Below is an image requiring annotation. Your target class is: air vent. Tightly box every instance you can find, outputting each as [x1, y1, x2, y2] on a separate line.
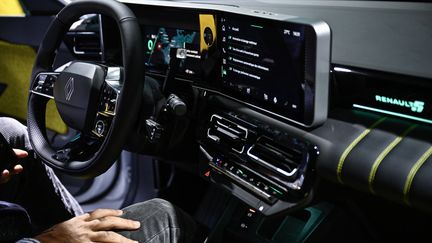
[73, 33, 101, 55]
[65, 32, 102, 59]
[207, 114, 248, 153]
[247, 136, 303, 179]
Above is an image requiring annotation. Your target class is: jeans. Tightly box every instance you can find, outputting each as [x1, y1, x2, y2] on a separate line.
[120, 199, 197, 243]
[0, 117, 197, 242]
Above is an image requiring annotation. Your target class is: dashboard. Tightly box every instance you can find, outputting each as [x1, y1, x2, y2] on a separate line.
[66, 0, 432, 217]
[105, 3, 330, 128]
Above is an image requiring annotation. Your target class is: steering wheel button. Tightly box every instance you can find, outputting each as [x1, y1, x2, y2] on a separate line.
[39, 74, 47, 82]
[95, 120, 106, 136]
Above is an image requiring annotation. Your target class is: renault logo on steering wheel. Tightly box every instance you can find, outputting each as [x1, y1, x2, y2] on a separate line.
[65, 77, 75, 101]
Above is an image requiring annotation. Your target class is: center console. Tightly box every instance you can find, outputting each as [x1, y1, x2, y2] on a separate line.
[192, 9, 328, 215]
[198, 109, 319, 215]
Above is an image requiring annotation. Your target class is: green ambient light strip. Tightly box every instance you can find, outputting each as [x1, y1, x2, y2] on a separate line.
[250, 24, 264, 29]
[353, 104, 432, 125]
[368, 124, 418, 195]
[403, 146, 432, 206]
[336, 117, 387, 184]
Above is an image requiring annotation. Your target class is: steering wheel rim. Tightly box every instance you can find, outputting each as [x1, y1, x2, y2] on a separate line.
[27, 0, 144, 178]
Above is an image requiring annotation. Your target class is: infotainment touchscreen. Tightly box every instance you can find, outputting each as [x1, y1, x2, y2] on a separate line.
[142, 26, 201, 79]
[218, 13, 330, 126]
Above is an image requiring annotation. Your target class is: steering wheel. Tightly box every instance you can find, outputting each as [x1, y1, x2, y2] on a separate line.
[27, 0, 144, 177]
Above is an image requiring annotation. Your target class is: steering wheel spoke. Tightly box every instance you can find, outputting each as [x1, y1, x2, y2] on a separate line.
[53, 134, 101, 162]
[90, 66, 122, 138]
[99, 66, 122, 116]
[31, 72, 59, 99]
[91, 112, 113, 138]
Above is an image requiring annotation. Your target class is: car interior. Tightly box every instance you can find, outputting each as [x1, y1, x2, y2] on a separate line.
[1, 0, 432, 242]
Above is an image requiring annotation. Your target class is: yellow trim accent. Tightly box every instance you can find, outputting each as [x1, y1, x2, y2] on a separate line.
[336, 117, 386, 184]
[368, 124, 418, 194]
[0, 0, 25, 16]
[403, 146, 432, 205]
[199, 14, 216, 52]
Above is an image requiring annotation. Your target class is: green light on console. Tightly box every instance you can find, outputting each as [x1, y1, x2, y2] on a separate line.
[353, 104, 432, 125]
[250, 24, 264, 29]
[269, 186, 283, 195]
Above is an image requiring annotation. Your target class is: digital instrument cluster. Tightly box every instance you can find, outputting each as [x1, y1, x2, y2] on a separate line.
[144, 26, 201, 77]
[142, 26, 201, 79]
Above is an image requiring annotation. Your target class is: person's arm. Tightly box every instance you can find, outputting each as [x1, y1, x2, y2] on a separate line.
[0, 149, 27, 184]
[34, 209, 140, 243]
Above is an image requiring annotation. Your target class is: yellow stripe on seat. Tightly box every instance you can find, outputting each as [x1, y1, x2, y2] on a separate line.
[403, 146, 432, 206]
[368, 124, 418, 194]
[336, 117, 386, 184]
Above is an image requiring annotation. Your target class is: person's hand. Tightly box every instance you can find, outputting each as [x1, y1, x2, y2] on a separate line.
[0, 149, 27, 184]
[35, 209, 140, 243]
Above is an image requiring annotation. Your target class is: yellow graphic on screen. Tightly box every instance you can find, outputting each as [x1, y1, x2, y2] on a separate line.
[199, 14, 217, 53]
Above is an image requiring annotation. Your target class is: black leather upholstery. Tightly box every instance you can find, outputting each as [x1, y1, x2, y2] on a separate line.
[313, 110, 432, 211]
